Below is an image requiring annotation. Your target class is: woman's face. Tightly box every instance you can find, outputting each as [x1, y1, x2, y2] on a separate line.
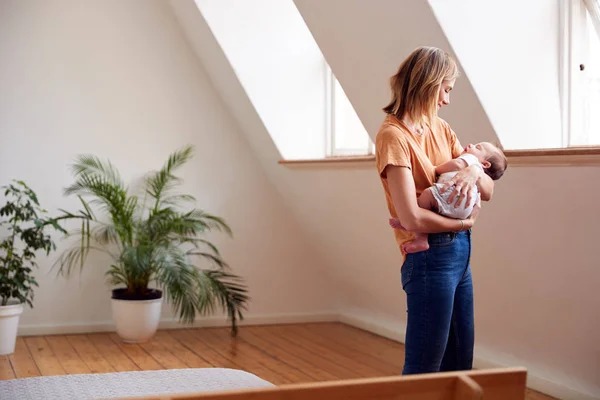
[437, 79, 456, 111]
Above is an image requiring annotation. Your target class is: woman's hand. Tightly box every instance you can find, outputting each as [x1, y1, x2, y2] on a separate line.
[439, 165, 480, 207]
[462, 194, 482, 230]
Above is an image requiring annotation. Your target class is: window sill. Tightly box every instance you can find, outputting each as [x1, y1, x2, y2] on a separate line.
[504, 147, 600, 166]
[278, 155, 376, 166]
[278, 148, 600, 167]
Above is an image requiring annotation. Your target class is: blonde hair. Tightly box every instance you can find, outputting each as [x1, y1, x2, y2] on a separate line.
[383, 47, 459, 127]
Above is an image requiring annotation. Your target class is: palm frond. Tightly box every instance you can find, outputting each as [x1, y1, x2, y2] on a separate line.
[69, 155, 123, 187]
[161, 194, 196, 207]
[185, 210, 232, 236]
[155, 248, 200, 324]
[184, 238, 220, 256]
[52, 245, 113, 277]
[56, 196, 95, 224]
[196, 269, 249, 337]
[142, 208, 230, 246]
[186, 251, 228, 269]
[106, 264, 129, 287]
[119, 245, 154, 291]
[91, 223, 121, 248]
[145, 145, 193, 210]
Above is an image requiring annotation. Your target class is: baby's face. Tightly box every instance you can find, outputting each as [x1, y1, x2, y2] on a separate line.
[463, 142, 496, 163]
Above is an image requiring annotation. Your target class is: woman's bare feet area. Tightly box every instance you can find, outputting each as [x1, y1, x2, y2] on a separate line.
[388, 219, 430, 253]
[402, 237, 429, 253]
[388, 218, 406, 230]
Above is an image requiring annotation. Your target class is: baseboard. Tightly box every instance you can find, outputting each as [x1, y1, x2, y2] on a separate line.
[17, 311, 338, 337]
[338, 311, 406, 343]
[338, 310, 600, 400]
[472, 349, 599, 400]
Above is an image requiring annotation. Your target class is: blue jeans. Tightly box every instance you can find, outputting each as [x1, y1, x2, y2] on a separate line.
[400, 230, 474, 374]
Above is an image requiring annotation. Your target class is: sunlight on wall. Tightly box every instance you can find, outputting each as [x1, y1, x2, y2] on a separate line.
[194, 0, 326, 160]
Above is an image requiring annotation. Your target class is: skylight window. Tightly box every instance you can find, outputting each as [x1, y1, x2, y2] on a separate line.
[325, 65, 374, 157]
[564, 0, 600, 146]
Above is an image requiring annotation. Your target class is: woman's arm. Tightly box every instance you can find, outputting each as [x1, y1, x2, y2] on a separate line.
[440, 165, 494, 206]
[386, 165, 479, 233]
[477, 171, 494, 201]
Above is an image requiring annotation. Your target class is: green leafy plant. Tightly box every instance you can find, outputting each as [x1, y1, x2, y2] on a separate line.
[54, 145, 249, 335]
[0, 181, 66, 307]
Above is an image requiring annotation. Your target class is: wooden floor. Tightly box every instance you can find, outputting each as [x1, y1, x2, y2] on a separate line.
[0, 322, 554, 399]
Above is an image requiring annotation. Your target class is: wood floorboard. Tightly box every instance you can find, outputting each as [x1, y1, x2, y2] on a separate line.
[66, 334, 114, 374]
[166, 329, 234, 369]
[292, 323, 402, 372]
[8, 338, 39, 378]
[238, 326, 338, 381]
[3, 322, 556, 399]
[192, 327, 303, 384]
[23, 336, 65, 376]
[186, 328, 288, 384]
[0, 355, 15, 380]
[108, 333, 162, 371]
[138, 335, 188, 370]
[45, 336, 91, 375]
[151, 331, 212, 369]
[269, 324, 386, 378]
[86, 333, 139, 372]
[245, 325, 363, 380]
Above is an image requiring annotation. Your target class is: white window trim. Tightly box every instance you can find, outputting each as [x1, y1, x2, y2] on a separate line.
[561, 0, 600, 147]
[559, 0, 572, 147]
[583, 0, 600, 36]
[325, 64, 374, 157]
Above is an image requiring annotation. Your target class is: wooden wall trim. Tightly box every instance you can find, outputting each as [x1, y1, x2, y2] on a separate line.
[278, 147, 600, 167]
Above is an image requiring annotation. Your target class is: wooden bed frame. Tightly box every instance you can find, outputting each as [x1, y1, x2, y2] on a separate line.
[120, 367, 528, 400]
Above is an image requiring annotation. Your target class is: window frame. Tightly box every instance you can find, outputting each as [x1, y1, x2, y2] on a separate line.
[325, 64, 374, 158]
[561, 0, 600, 147]
[283, 3, 600, 166]
[583, 0, 600, 35]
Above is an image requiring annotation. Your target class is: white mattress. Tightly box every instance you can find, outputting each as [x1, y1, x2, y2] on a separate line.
[0, 368, 275, 399]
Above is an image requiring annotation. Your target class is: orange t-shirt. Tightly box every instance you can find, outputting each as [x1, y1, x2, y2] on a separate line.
[375, 114, 464, 255]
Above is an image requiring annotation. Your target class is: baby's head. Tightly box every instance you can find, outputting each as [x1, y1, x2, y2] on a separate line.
[464, 142, 507, 180]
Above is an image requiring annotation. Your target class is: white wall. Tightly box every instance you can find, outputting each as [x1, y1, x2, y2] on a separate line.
[0, 0, 335, 333]
[193, 0, 328, 160]
[429, 0, 563, 150]
[472, 166, 600, 398]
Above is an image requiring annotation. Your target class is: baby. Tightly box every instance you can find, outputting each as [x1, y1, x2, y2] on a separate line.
[389, 142, 507, 253]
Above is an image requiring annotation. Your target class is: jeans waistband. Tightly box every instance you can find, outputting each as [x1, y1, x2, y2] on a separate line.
[429, 229, 471, 239]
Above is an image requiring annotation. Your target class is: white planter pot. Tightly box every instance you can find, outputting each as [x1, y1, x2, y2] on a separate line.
[0, 301, 24, 355]
[111, 295, 162, 343]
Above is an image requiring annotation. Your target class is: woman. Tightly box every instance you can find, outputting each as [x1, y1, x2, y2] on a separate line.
[375, 46, 494, 374]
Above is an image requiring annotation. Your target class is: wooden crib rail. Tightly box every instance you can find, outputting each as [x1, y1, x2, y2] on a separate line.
[120, 367, 527, 400]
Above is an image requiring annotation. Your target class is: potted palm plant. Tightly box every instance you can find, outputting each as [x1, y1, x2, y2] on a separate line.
[0, 181, 66, 354]
[54, 145, 249, 342]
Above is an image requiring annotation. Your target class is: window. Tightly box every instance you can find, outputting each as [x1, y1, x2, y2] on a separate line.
[564, 0, 600, 146]
[325, 64, 374, 157]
